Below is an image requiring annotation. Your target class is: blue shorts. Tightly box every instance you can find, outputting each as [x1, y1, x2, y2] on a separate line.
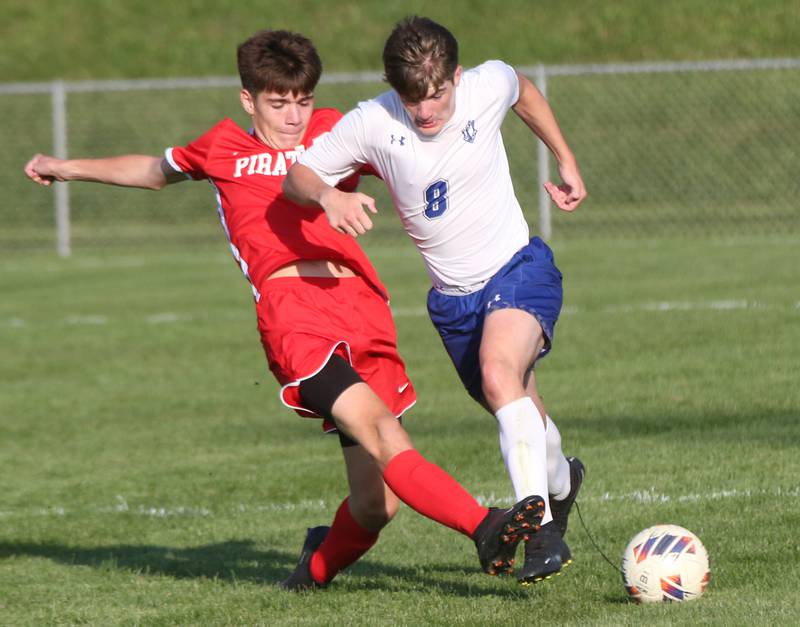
[426, 237, 563, 403]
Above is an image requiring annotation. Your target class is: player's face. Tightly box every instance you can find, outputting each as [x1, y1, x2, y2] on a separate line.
[240, 89, 314, 149]
[401, 66, 462, 136]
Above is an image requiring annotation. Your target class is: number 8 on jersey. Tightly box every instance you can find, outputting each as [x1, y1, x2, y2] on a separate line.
[424, 179, 449, 219]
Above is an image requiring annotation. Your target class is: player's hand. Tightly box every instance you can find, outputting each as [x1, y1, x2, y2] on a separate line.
[24, 154, 62, 187]
[320, 188, 377, 238]
[544, 160, 586, 212]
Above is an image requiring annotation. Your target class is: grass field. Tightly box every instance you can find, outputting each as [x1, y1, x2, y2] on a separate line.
[3, 1, 799, 81]
[3, 0, 799, 623]
[2, 234, 799, 625]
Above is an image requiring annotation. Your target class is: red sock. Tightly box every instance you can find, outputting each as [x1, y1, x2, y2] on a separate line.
[309, 497, 379, 585]
[382, 449, 488, 537]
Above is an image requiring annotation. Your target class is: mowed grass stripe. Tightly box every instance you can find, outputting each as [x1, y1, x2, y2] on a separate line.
[3, 298, 798, 329]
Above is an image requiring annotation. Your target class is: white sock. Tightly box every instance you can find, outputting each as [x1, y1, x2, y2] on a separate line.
[495, 397, 552, 525]
[545, 415, 571, 501]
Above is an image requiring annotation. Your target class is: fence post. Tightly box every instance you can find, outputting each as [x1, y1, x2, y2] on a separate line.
[534, 64, 551, 241]
[52, 80, 70, 257]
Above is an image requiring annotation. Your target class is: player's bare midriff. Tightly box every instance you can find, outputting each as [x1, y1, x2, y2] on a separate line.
[267, 259, 357, 280]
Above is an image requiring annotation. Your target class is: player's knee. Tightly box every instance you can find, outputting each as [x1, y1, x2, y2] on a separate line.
[349, 491, 399, 531]
[337, 406, 398, 441]
[480, 358, 516, 406]
[384, 493, 400, 521]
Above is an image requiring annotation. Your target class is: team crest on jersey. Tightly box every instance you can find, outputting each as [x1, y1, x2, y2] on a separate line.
[461, 120, 477, 143]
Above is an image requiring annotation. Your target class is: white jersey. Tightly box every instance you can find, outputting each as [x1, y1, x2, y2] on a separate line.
[298, 60, 529, 292]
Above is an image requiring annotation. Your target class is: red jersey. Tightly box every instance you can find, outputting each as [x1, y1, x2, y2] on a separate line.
[165, 109, 387, 301]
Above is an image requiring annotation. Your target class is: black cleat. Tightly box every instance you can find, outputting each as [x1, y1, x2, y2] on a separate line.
[550, 457, 585, 538]
[279, 525, 330, 591]
[473, 495, 545, 575]
[517, 521, 573, 585]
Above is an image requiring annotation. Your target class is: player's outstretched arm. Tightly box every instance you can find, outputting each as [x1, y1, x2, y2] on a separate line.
[512, 72, 587, 212]
[284, 163, 377, 238]
[24, 154, 185, 191]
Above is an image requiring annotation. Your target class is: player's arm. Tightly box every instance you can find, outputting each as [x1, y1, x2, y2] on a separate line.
[284, 163, 377, 238]
[24, 154, 186, 190]
[512, 71, 587, 211]
[284, 108, 378, 238]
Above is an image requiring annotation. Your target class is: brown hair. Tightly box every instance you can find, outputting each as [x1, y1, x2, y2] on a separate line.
[237, 30, 322, 95]
[382, 16, 459, 103]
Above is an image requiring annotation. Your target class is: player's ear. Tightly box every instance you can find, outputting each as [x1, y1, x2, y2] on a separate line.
[240, 88, 256, 115]
[452, 65, 463, 87]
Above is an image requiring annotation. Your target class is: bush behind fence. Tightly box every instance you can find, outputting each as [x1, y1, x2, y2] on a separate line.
[2, 59, 798, 254]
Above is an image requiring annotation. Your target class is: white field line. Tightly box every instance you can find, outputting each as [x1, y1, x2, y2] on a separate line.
[3, 299, 798, 329]
[0, 487, 796, 520]
[144, 312, 194, 324]
[63, 314, 109, 325]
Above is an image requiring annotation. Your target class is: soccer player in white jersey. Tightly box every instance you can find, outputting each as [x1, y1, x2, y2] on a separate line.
[284, 16, 587, 585]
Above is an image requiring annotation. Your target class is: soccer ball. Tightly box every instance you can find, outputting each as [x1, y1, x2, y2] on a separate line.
[621, 524, 710, 603]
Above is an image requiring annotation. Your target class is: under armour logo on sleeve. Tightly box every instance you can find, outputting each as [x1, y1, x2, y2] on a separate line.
[391, 134, 406, 145]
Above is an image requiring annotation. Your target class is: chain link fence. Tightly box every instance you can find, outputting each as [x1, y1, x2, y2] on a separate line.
[2, 59, 798, 255]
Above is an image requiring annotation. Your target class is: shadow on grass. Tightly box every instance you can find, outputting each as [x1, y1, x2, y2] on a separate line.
[434, 407, 800, 446]
[565, 408, 800, 450]
[0, 540, 532, 598]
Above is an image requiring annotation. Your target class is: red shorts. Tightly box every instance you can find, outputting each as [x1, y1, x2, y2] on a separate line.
[256, 275, 417, 432]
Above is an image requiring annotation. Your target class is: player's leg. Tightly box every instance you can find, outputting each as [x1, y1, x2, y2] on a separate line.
[480, 307, 553, 510]
[281, 360, 400, 591]
[315, 356, 544, 575]
[342, 442, 400, 531]
[479, 237, 575, 583]
[263, 278, 400, 590]
[482, 311, 571, 584]
[524, 370, 568, 502]
[329, 376, 487, 531]
[299, 444, 399, 589]
[525, 371, 585, 540]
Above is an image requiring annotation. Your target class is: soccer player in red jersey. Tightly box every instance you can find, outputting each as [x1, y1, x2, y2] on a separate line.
[24, 29, 544, 590]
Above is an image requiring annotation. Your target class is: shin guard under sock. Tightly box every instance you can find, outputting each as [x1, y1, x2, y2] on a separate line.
[383, 449, 487, 537]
